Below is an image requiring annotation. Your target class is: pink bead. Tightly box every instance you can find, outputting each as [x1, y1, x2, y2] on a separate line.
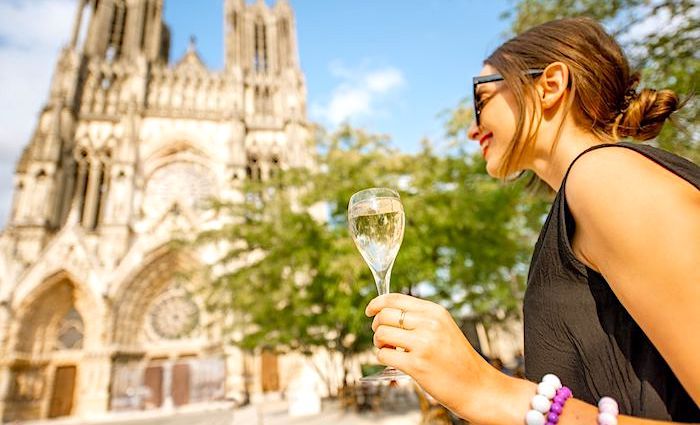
[547, 412, 560, 423]
[598, 412, 618, 425]
[550, 403, 563, 415]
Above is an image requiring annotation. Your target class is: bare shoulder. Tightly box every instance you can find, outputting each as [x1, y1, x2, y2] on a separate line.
[564, 144, 700, 275]
[565, 145, 699, 220]
[563, 145, 700, 402]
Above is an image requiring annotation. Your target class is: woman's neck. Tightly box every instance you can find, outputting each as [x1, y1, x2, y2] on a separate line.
[529, 126, 608, 192]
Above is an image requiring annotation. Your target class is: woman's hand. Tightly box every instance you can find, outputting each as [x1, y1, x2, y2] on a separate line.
[366, 293, 529, 423]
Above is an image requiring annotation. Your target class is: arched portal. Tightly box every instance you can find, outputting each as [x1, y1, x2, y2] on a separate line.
[2, 271, 97, 422]
[109, 248, 225, 411]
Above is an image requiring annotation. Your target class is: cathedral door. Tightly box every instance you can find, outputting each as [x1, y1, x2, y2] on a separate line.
[143, 365, 163, 408]
[48, 366, 76, 418]
[261, 350, 279, 392]
[171, 362, 190, 406]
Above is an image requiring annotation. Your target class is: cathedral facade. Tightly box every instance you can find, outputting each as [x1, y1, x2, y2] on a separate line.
[0, 0, 313, 420]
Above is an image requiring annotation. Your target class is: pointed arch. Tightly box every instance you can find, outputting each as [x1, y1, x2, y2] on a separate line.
[9, 226, 102, 312]
[110, 247, 202, 349]
[12, 270, 100, 355]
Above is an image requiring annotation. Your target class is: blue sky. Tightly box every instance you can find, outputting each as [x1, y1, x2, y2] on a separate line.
[163, 0, 514, 152]
[0, 0, 514, 226]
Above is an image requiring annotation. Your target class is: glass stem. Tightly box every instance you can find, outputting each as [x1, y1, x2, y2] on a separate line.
[376, 274, 387, 295]
[374, 268, 391, 295]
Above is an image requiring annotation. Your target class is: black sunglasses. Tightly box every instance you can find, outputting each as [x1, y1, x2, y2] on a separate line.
[472, 69, 544, 126]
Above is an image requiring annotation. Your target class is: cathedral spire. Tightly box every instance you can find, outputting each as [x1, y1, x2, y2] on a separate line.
[224, 0, 301, 73]
[75, 0, 169, 63]
[188, 35, 197, 53]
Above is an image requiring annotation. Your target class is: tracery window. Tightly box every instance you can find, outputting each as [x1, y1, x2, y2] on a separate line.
[142, 161, 215, 217]
[55, 307, 84, 350]
[254, 18, 268, 72]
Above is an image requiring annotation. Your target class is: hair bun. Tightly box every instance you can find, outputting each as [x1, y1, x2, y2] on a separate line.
[615, 88, 679, 141]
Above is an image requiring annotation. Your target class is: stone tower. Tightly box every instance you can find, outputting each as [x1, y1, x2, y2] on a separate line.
[0, 0, 312, 420]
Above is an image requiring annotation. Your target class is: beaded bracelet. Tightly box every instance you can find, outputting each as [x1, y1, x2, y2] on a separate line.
[597, 396, 619, 425]
[526, 374, 571, 425]
[546, 386, 572, 425]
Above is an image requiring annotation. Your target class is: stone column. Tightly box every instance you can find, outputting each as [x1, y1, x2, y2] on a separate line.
[81, 161, 101, 229]
[0, 302, 13, 421]
[123, 0, 145, 59]
[70, 0, 87, 48]
[75, 352, 112, 418]
[161, 358, 174, 410]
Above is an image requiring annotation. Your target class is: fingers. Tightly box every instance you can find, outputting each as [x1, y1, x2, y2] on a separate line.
[376, 347, 411, 370]
[374, 325, 415, 351]
[372, 307, 417, 332]
[365, 293, 430, 317]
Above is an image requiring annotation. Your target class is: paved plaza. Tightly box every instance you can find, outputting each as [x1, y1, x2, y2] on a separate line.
[13, 400, 422, 425]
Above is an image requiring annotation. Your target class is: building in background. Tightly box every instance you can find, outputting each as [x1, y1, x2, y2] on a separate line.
[0, 0, 313, 420]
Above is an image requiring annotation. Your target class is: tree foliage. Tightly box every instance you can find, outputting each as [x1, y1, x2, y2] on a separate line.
[197, 122, 548, 375]
[193, 1, 699, 382]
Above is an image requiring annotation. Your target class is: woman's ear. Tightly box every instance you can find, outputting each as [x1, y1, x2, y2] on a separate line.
[537, 62, 569, 110]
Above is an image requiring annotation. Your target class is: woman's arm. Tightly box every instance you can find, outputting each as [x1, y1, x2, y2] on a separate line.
[366, 147, 698, 424]
[565, 146, 700, 402]
[367, 294, 697, 425]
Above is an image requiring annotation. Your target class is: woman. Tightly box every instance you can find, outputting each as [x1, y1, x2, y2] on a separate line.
[366, 17, 699, 424]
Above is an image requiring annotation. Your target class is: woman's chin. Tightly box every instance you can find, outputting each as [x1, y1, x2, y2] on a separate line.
[484, 160, 502, 178]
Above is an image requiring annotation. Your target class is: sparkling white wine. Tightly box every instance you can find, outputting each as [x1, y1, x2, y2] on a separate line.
[348, 188, 410, 382]
[348, 197, 405, 294]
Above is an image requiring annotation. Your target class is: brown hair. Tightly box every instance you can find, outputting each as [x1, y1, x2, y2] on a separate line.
[485, 17, 680, 177]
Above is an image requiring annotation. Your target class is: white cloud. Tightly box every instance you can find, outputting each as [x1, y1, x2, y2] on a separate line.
[312, 62, 406, 126]
[324, 87, 372, 125]
[0, 0, 74, 227]
[365, 68, 404, 94]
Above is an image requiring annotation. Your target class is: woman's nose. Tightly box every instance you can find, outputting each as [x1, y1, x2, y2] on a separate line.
[467, 120, 480, 141]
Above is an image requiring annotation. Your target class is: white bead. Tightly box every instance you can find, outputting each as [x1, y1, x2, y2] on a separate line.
[599, 403, 619, 415]
[537, 381, 557, 399]
[526, 410, 546, 425]
[598, 397, 618, 413]
[531, 394, 552, 413]
[542, 373, 562, 390]
[598, 412, 618, 425]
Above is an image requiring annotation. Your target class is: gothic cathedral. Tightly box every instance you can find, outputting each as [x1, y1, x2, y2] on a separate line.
[0, 0, 311, 420]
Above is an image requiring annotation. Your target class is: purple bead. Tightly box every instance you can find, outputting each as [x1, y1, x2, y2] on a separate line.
[547, 412, 560, 423]
[550, 403, 563, 414]
[554, 395, 566, 405]
[560, 387, 572, 399]
[546, 421, 557, 425]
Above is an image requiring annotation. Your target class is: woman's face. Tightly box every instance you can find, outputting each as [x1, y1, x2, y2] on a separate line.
[468, 65, 522, 178]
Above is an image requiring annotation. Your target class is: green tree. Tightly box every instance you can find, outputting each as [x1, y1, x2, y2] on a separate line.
[198, 123, 548, 387]
[197, 125, 403, 392]
[503, 0, 699, 161]
[401, 106, 549, 328]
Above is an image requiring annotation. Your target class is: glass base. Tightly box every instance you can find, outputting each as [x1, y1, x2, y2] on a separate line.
[359, 367, 411, 383]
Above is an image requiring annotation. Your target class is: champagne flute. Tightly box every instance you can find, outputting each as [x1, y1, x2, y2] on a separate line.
[348, 187, 408, 382]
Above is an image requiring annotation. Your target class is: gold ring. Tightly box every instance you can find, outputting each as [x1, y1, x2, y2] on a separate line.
[399, 310, 406, 330]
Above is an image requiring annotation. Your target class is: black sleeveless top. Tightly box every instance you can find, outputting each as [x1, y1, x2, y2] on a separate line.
[524, 142, 700, 421]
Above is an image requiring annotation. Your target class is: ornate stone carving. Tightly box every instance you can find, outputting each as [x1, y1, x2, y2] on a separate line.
[148, 289, 199, 340]
[142, 161, 215, 218]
